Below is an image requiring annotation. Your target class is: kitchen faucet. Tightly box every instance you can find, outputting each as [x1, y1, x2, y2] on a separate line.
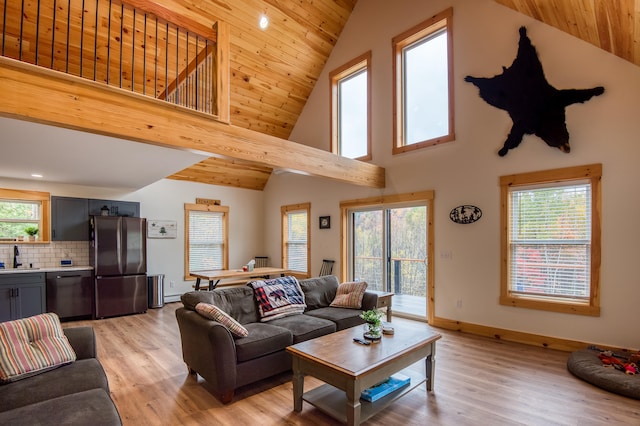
[13, 245, 22, 269]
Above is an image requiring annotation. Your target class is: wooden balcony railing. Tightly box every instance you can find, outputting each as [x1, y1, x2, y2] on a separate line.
[0, 0, 228, 118]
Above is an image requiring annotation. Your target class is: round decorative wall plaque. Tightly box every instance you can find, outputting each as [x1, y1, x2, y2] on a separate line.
[450, 205, 482, 224]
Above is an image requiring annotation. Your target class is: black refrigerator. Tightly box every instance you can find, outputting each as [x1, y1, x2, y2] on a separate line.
[90, 216, 148, 318]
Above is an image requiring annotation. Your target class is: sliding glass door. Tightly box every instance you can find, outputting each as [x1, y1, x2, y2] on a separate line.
[349, 203, 428, 319]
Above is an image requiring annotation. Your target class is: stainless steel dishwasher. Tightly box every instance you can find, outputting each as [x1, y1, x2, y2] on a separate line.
[46, 270, 93, 319]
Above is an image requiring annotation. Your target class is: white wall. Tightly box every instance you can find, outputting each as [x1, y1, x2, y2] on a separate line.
[264, 0, 640, 349]
[0, 177, 264, 299]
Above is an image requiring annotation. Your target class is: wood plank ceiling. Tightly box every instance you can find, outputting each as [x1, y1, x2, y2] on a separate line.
[165, 0, 640, 190]
[3, 0, 637, 190]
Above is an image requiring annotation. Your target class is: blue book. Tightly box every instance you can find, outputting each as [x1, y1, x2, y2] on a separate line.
[360, 373, 411, 402]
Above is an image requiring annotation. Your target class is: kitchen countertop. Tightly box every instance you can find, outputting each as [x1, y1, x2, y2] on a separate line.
[0, 266, 93, 274]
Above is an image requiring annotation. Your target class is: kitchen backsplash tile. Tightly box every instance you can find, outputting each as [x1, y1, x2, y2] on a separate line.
[0, 241, 89, 269]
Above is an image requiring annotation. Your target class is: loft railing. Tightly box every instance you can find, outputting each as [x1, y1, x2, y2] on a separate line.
[0, 0, 226, 117]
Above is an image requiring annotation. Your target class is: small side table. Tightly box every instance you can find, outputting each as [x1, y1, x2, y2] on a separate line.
[369, 290, 394, 322]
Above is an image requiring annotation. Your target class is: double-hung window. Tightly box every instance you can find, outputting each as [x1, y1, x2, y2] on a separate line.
[330, 51, 371, 161]
[0, 188, 50, 243]
[184, 203, 228, 279]
[281, 203, 310, 275]
[500, 164, 601, 316]
[393, 7, 453, 154]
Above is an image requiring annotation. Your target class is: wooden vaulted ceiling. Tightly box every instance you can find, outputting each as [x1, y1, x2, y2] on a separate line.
[169, 0, 640, 189]
[1, 0, 638, 190]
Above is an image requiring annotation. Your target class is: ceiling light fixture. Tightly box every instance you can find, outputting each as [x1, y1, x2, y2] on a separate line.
[259, 14, 269, 30]
[31, 173, 43, 178]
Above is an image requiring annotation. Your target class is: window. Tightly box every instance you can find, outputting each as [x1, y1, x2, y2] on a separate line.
[500, 164, 602, 316]
[330, 51, 371, 161]
[0, 188, 50, 243]
[281, 203, 310, 275]
[184, 203, 228, 279]
[393, 7, 453, 154]
[340, 191, 434, 321]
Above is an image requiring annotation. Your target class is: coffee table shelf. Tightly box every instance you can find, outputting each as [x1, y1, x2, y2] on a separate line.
[302, 368, 425, 423]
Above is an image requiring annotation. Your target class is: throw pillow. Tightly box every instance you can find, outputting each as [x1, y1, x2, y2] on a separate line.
[0, 312, 76, 383]
[248, 276, 307, 322]
[195, 303, 249, 338]
[330, 281, 368, 309]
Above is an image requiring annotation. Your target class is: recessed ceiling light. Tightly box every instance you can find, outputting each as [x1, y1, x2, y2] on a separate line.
[259, 14, 269, 30]
[31, 173, 43, 178]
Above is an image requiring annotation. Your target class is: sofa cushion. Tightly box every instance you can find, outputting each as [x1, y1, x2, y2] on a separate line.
[0, 358, 109, 413]
[248, 276, 306, 322]
[195, 303, 249, 337]
[181, 287, 259, 324]
[234, 323, 293, 363]
[269, 314, 336, 343]
[0, 388, 121, 425]
[305, 307, 366, 331]
[0, 312, 76, 383]
[330, 281, 368, 309]
[299, 275, 339, 311]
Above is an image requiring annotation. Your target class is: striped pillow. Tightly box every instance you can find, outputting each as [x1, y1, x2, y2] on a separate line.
[0, 312, 76, 383]
[330, 281, 368, 309]
[195, 303, 249, 338]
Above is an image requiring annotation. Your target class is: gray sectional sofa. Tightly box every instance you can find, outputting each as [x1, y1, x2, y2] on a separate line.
[0, 326, 122, 425]
[176, 275, 378, 403]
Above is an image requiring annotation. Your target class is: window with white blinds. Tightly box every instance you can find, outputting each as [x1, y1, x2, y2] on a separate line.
[500, 164, 601, 316]
[184, 203, 228, 278]
[281, 203, 310, 275]
[509, 183, 591, 300]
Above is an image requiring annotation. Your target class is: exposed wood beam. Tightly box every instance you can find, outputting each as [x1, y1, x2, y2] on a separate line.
[0, 57, 385, 188]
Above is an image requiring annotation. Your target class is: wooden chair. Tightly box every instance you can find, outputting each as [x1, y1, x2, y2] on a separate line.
[319, 259, 335, 276]
[254, 256, 269, 268]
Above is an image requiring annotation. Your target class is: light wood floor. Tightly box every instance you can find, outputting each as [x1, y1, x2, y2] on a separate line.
[66, 303, 640, 425]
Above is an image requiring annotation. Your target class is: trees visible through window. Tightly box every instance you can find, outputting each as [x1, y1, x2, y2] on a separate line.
[281, 203, 310, 275]
[330, 51, 371, 161]
[0, 188, 50, 243]
[393, 7, 453, 154]
[184, 203, 228, 279]
[500, 164, 602, 316]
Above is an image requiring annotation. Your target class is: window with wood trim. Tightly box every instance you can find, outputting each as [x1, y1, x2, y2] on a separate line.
[0, 188, 50, 243]
[184, 203, 228, 279]
[330, 51, 371, 161]
[500, 164, 602, 316]
[281, 203, 310, 275]
[393, 7, 454, 154]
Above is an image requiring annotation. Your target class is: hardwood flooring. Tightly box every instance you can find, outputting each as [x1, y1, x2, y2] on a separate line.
[66, 303, 640, 425]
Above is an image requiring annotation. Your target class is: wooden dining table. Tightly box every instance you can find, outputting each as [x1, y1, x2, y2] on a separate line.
[190, 267, 291, 290]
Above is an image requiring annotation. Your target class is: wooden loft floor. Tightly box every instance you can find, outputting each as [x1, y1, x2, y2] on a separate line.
[0, 57, 385, 189]
[66, 302, 640, 425]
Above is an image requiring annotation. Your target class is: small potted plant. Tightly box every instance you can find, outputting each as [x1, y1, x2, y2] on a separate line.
[24, 226, 39, 241]
[360, 309, 383, 341]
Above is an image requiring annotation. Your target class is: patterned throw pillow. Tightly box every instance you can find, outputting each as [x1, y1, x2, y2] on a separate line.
[248, 276, 307, 322]
[195, 302, 249, 338]
[330, 281, 368, 309]
[0, 312, 77, 383]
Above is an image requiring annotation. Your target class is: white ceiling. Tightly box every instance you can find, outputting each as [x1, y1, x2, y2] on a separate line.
[0, 117, 208, 189]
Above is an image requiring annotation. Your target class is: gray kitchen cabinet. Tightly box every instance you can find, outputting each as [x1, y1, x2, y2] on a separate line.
[0, 273, 46, 322]
[88, 199, 140, 218]
[51, 196, 89, 241]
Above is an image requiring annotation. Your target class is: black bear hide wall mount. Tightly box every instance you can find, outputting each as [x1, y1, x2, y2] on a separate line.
[465, 27, 604, 156]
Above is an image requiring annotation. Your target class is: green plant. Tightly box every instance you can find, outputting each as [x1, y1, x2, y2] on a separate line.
[360, 309, 383, 326]
[24, 226, 39, 236]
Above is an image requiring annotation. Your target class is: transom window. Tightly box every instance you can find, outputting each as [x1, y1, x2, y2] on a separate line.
[0, 188, 50, 243]
[329, 51, 371, 161]
[500, 164, 601, 316]
[393, 7, 454, 154]
[281, 203, 310, 275]
[184, 203, 228, 279]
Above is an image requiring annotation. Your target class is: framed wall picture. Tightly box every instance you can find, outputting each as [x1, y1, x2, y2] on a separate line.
[148, 220, 177, 238]
[319, 216, 331, 229]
